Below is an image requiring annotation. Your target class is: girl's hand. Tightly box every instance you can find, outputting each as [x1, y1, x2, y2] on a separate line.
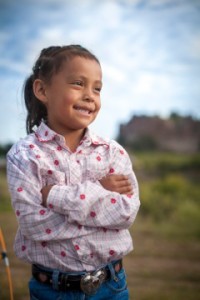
[41, 185, 54, 207]
[41, 174, 133, 207]
[99, 174, 133, 195]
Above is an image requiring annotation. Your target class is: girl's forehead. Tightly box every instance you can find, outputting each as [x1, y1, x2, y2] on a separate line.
[60, 56, 102, 77]
[63, 56, 100, 69]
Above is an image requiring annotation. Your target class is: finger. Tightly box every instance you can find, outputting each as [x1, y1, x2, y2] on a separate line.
[118, 186, 134, 195]
[108, 174, 129, 181]
[115, 178, 132, 188]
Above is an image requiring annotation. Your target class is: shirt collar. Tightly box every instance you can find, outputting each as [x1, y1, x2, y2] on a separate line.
[82, 129, 109, 147]
[34, 122, 109, 147]
[34, 122, 59, 142]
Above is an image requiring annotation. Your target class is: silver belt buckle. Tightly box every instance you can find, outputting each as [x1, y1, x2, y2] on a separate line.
[80, 269, 106, 295]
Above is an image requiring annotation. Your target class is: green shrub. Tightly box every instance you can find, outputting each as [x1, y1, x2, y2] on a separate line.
[132, 152, 200, 239]
[0, 170, 12, 211]
[172, 201, 200, 238]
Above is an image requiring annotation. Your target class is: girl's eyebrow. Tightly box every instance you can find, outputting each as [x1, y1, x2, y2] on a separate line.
[68, 74, 102, 85]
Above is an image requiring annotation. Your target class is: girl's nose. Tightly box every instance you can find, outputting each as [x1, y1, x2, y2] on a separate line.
[83, 88, 94, 102]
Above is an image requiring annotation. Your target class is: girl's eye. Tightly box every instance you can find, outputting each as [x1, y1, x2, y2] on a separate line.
[73, 81, 83, 86]
[95, 87, 102, 93]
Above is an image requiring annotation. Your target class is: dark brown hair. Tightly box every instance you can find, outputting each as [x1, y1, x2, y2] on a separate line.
[24, 45, 100, 134]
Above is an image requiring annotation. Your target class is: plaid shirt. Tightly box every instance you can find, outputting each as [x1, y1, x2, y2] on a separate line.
[7, 122, 140, 272]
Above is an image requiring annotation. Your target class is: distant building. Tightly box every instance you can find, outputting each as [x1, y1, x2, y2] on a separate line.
[118, 114, 200, 153]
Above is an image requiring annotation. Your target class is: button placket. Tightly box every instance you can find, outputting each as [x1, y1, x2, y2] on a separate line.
[69, 153, 82, 184]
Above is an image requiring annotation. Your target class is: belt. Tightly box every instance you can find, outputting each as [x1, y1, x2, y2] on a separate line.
[32, 260, 123, 295]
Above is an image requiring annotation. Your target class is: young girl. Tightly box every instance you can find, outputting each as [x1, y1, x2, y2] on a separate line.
[6, 45, 140, 300]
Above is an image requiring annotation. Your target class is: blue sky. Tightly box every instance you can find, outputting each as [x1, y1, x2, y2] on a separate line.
[0, 0, 200, 144]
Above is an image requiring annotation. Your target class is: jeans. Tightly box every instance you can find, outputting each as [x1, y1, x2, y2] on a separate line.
[29, 266, 129, 300]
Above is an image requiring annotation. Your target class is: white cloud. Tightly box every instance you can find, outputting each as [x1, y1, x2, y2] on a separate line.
[0, 0, 199, 144]
[0, 58, 27, 74]
[0, 77, 26, 144]
[189, 34, 200, 60]
[0, 32, 10, 45]
[102, 63, 126, 83]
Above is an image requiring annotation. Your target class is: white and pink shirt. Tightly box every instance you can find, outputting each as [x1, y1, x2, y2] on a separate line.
[7, 122, 140, 272]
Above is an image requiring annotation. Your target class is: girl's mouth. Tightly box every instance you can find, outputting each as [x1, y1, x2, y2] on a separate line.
[74, 106, 92, 115]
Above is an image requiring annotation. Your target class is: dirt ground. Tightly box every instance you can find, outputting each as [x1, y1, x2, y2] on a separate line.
[1, 212, 200, 300]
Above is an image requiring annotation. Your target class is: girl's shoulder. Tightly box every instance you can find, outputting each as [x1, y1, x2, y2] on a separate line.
[7, 133, 36, 158]
[90, 131, 123, 149]
[103, 137, 128, 154]
[91, 131, 128, 156]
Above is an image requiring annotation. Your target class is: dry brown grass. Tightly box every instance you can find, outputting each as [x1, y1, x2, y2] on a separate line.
[1, 166, 200, 300]
[125, 219, 200, 300]
[1, 212, 200, 300]
[0, 212, 30, 300]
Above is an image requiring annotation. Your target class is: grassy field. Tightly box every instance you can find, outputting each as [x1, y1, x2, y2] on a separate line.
[1, 152, 200, 300]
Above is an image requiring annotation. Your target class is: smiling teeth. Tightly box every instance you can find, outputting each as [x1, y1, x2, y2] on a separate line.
[76, 108, 91, 114]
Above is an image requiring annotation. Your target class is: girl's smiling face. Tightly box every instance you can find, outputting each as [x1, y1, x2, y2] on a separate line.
[34, 56, 102, 139]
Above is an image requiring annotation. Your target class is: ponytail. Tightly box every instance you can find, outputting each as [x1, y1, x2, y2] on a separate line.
[24, 75, 47, 134]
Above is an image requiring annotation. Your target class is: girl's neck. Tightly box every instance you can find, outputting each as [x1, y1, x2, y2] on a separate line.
[63, 129, 86, 152]
[47, 122, 86, 152]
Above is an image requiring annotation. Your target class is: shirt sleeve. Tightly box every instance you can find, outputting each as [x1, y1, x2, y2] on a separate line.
[47, 141, 140, 230]
[6, 148, 98, 242]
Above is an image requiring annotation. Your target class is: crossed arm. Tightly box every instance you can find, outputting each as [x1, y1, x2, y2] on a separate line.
[7, 142, 140, 241]
[41, 174, 133, 207]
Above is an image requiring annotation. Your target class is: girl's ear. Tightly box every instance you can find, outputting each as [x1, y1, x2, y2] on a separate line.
[33, 79, 48, 104]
